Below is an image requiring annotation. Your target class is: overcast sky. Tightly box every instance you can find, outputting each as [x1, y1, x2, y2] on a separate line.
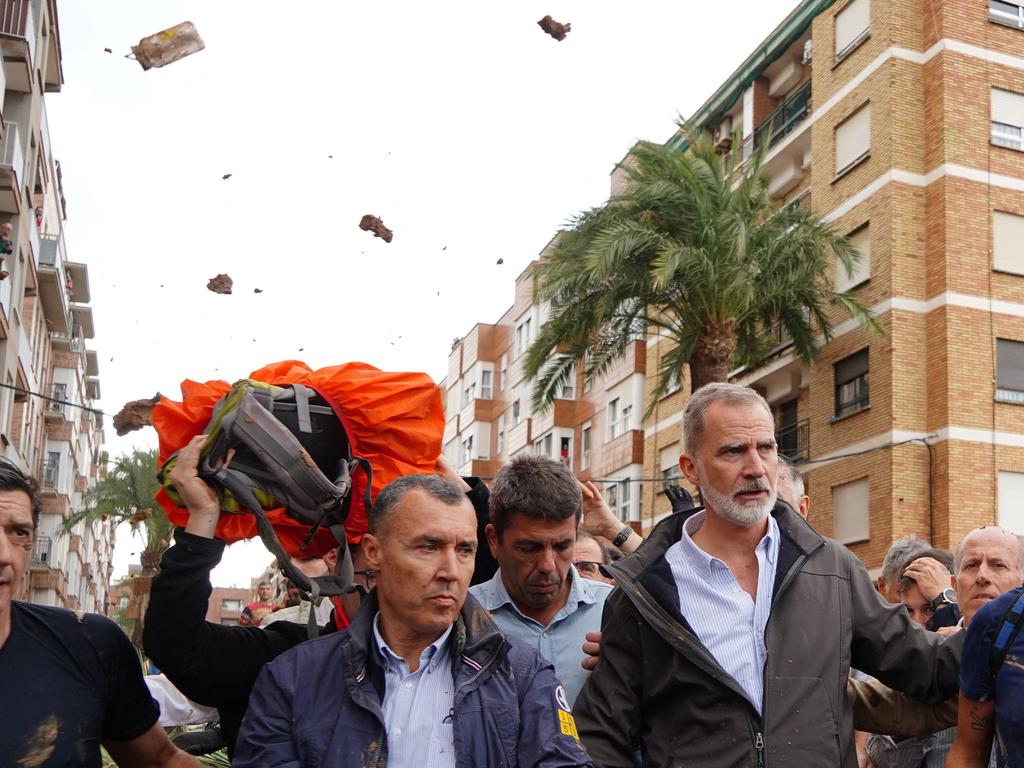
[47, 0, 800, 588]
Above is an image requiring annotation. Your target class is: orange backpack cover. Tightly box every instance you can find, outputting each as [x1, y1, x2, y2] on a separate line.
[152, 360, 444, 557]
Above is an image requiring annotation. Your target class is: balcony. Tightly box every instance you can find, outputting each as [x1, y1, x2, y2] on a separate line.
[37, 234, 71, 333]
[40, 458, 59, 491]
[65, 261, 90, 303]
[0, 121, 22, 213]
[30, 534, 51, 568]
[776, 419, 809, 463]
[737, 81, 812, 165]
[0, 0, 35, 91]
[43, 383, 66, 422]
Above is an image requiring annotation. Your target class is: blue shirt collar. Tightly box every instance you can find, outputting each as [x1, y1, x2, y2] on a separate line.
[475, 565, 598, 615]
[680, 510, 779, 578]
[372, 612, 453, 673]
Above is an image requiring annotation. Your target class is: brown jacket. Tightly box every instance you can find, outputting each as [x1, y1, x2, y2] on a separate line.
[847, 677, 958, 736]
[573, 503, 963, 767]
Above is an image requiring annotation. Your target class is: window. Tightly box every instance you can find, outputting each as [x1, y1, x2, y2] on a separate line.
[832, 477, 869, 544]
[997, 471, 1024, 532]
[664, 368, 681, 396]
[837, 224, 870, 291]
[581, 422, 592, 469]
[560, 364, 576, 399]
[500, 355, 508, 390]
[480, 370, 492, 399]
[660, 444, 681, 490]
[511, 399, 521, 426]
[221, 599, 242, 613]
[532, 433, 553, 458]
[516, 317, 533, 355]
[835, 0, 870, 60]
[991, 0, 1024, 29]
[991, 88, 1024, 151]
[835, 104, 871, 175]
[834, 348, 869, 418]
[608, 398, 620, 439]
[118, 596, 129, 610]
[559, 436, 571, 464]
[994, 212, 1024, 274]
[606, 480, 632, 521]
[496, 415, 505, 455]
[460, 435, 474, 465]
[463, 381, 476, 407]
[997, 339, 1024, 402]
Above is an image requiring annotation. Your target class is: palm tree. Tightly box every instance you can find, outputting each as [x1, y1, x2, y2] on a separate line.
[525, 130, 881, 414]
[63, 448, 171, 645]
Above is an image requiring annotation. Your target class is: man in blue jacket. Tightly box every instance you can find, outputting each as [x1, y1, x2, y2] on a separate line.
[234, 473, 593, 768]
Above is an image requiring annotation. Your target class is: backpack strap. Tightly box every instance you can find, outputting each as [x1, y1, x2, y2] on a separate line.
[990, 587, 1024, 678]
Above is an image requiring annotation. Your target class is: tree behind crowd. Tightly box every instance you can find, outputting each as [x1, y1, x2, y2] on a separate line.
[63, 448, 171, 647]
[525, 129, 880, 409]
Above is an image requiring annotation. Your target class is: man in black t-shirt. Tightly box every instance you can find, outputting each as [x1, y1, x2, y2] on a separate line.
[0, 459, 198, 767]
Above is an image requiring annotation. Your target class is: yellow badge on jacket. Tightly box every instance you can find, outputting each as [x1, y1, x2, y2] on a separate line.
[554, 685, 579, 741]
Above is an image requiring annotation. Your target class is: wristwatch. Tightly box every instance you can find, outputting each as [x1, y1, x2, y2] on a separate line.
[612, 524, 633, 548]
[929, 587, 957, 612]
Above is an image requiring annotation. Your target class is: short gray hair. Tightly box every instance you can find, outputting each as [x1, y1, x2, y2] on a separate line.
[683, 383, 773, 454]
[881, 535, 930, 593]
[953, 526, 1024, 574]
[776, 454, 804, 497]
[369, 474, 467, 535]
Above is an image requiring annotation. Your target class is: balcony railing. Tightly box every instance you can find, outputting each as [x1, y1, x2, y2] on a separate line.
[0, 0, 36, 62]
[776, 419, 809, 463]
[47, 383, 67, 414]
[37, 232, 58, 267]
[0, 121, 24, 183]
[737, 81, 812, 166]
[31, 535, 51, 566]
[41, 458, 59, 489]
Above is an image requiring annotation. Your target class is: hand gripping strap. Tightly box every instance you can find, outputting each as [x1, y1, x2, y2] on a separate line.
[211, 464, 354, 608]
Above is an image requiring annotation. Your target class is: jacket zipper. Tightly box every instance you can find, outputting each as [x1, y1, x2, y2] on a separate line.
[755, 732, 765, 767]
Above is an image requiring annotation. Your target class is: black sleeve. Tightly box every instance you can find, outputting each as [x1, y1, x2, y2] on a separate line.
[99, 617, 160, 741]
[142, 528, 307, 711]
[466, 477, 498, 586]
[926, 602, 961, 632]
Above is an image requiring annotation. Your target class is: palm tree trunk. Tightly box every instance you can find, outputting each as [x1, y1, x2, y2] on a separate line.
[689, 320, 738, 390]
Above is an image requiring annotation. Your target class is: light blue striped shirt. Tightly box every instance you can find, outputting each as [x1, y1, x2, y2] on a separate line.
[372, 614, 456, 768]
[665, 511, 780, 714]
[470, 566, 611, 706]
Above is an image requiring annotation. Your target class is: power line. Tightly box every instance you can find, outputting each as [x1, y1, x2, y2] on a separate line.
[0, 381, 106, 417]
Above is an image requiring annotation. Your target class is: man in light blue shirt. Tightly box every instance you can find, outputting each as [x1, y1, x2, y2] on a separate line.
[469, 455, 612, 706]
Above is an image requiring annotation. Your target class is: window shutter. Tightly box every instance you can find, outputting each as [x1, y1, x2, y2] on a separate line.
[994, 212, 1024, 274]
[835, 104, 871, 173]
[992, 88, 1024, 127]
[835, 0, 871, 54]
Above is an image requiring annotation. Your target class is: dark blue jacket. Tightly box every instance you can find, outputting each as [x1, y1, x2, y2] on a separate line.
[234, 592, 593, 768]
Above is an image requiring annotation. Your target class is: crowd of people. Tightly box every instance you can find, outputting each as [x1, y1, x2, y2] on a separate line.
[1, 381, 1023, 766]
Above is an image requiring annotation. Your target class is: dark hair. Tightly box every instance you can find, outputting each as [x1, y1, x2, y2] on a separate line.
[897, 547, 954, 594]
[489, 455, 581, 539]
[0, 458, 41, 529]
[369, 474, 467, 535]
[576, 529, 611, 565]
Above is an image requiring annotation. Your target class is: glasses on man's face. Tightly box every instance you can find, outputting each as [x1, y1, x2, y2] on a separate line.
[352, 570, 377, 588]
[573, 561, 602, 577]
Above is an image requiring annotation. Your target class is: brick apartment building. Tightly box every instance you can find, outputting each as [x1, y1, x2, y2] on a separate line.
[445, 0, 1024, 572]
[442, 247, 648, 528]
[0, 0, 111, 612]
[206, 587, 251, 626]
[641, 0, 1024, 570]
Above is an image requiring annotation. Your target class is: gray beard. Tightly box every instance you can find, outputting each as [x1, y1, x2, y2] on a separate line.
[698, 473, 777, 527]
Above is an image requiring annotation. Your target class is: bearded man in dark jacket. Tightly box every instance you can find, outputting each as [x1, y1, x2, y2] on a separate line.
[574, 382, 962, 768]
